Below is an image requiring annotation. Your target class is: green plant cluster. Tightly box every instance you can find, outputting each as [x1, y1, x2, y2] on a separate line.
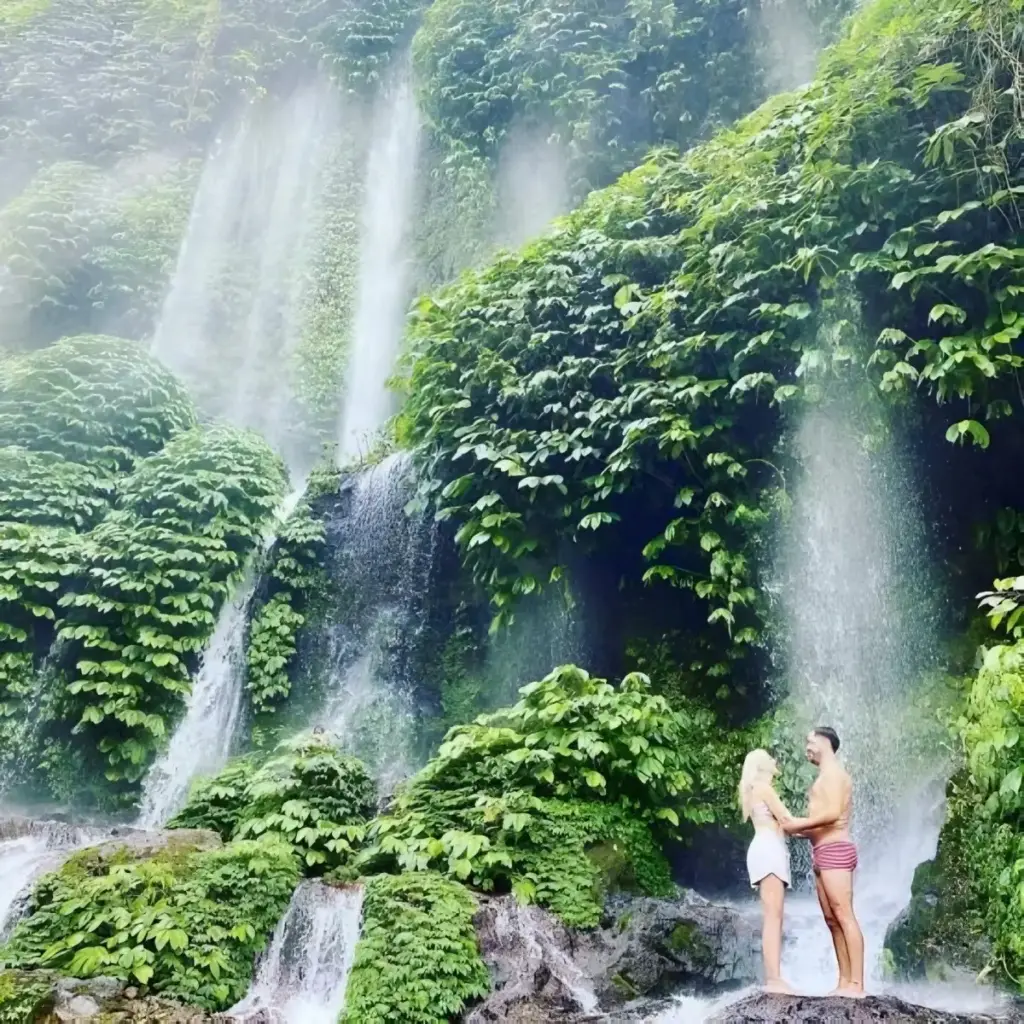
[403, 0, 1024, 683]
[889, 641, 1024, 986]
[0, 971, 52, 1023]
[245, 500, 327, 715]
[357, 664, 712, 926]
[0, 334, 293, 802]
[339, 871, 490, 1024]
[56, 425, 286, 791]
[0, 836, 300, 1011]
[169, 733, 377, 873]
[0, 336, 198, 782]
[0, 161, 197, 350]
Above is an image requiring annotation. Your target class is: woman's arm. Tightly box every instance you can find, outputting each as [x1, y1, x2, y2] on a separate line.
[754, 782, 794, 825]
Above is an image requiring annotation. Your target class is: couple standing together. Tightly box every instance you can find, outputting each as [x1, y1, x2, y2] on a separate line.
[739, 726, 866, 998]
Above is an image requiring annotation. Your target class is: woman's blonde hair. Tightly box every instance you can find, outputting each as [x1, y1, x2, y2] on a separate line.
[738, 748, 776, 821]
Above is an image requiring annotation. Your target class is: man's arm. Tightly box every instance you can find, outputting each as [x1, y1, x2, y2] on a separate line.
[781, 774, 841, 834]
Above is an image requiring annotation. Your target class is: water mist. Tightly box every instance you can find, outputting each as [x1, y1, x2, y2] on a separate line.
[152, 83, 337, 467]
[337, 67, 421, 461]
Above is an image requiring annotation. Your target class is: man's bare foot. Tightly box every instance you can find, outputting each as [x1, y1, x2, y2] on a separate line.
[764, 979, 795, 995]
[836, 984, 867, 999]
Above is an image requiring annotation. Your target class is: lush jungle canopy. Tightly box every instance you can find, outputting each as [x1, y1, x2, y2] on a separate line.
[0, 0, 1022, 1017]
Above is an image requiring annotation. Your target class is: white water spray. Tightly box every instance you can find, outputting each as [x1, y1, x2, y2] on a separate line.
[152, 84, 337, 465]
[227, 881, 363, 1024]
[135, 577, 254, 828]
[776, 401, 941, 839]
[318, 453, 428, 787]
[337, 68, 421, 461]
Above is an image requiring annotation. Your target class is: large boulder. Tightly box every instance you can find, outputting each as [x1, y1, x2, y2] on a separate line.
[466, 890, 758, 1021]
[705, 992, 1023, 1022]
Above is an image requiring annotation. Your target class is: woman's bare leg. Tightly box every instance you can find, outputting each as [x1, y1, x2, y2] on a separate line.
[758, 874, 792, 993]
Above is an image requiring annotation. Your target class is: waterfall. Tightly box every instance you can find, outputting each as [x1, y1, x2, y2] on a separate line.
[312, 452, 434, 788]
[0, 820, 122, 939]
[135, 577, 253, 828]
[775, 400, 941, 844]
[152, 83, 337, 467]
[226, 881, 363, 1024]
[337, 67, 421, 461]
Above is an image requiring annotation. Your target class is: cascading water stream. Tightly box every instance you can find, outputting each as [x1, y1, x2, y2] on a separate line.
[137, 488, 306, 828]
[226, 881, 363, 1024]
[152, 84, 337, 467]
[135, 575, 254, 829]
[337, 64, 421, 461]
[315, 452, 432, 789]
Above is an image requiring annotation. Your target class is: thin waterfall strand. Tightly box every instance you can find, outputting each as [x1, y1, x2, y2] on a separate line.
[337, 68, 421, 460]
[135, 576, 254, 828]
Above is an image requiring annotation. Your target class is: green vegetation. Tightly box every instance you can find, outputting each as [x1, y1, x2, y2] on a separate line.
[360, 664, 708, 926]
[0, 837, 299, 1010]
[169, 734, 377, 873]
[245, 500, 327, 716]
[339, 872, 490, 1024]
[0, 970, 52, 1023]
[56, 425, 286, 792]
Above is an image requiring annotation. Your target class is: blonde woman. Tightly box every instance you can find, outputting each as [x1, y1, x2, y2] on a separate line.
[739, 748, 794, 994]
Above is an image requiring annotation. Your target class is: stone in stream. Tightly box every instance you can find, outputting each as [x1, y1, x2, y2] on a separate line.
[705, 992, 1024, 1022]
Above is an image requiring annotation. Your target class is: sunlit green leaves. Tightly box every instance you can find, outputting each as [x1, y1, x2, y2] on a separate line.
[1, 836, 299, 1010]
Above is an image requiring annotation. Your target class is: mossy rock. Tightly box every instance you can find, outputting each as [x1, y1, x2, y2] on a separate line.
[665, 920, 714, 968]
[0, 971, 53, 1024]
[588, 840, 641, 900]
[885, 846, 990, 979]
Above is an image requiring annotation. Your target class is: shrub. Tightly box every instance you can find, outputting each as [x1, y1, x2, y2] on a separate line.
[171, 733, 377, 873]
[358, 664, 706, 926]
[339, 872, 490, 1024]
[1, 837, 300, 1011]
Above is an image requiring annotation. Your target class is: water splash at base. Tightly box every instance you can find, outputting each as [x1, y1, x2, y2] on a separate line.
[226, 881, 363, 1024]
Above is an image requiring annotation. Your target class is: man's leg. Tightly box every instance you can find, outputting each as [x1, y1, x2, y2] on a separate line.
[815, 870, 851, 992]
[820, 868, 865, 997]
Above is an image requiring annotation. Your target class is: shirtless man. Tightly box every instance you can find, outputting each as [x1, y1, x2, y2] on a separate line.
[782, 726, 866, 999]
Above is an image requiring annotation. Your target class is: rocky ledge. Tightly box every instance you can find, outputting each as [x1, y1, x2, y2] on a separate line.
[466, 889, 758, 1022]
[706, 992, 1024, 1023]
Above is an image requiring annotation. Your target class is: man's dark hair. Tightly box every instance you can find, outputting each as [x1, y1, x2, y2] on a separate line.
[813, 726, 840, 753]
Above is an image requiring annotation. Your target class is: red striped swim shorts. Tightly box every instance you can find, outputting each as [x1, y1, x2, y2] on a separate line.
[812, 840, 858, 873]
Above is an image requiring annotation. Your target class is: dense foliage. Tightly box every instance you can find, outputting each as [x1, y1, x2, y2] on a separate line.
[339, 872, 490, 1024]
[169, 734, 377, 873]
[0, 836, 299, 1010]
[245, 500, 327, 715]
[359, 665, 714, 926]
[403, 0, 1024, 695]
[56, 425, 286, 792]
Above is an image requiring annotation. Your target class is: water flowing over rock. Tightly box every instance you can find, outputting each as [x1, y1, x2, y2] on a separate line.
[467, 890, 758, 1022]
[224, 881, 363, 1024]
[305, 452, 436, 788]
[0, 817, 131, 938]
[136, 580, 255, 829]
[151, 82, 339, 467]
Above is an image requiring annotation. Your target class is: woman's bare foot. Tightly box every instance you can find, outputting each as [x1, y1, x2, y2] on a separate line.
[836, 984, 867, 999]
[764, 978, 795, 995]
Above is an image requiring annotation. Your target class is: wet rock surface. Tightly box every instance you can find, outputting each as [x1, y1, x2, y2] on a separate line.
[0, 971, 215, 1022]
[466, 890, 758, 1022]
[705, 992, 1024, 1022]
